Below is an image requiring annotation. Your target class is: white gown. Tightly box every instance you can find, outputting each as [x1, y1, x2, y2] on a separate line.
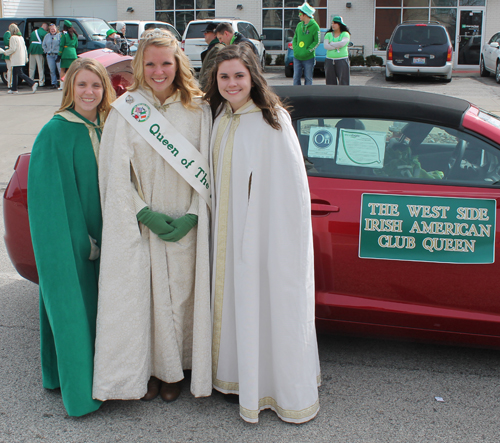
[211, 101, 320, 423]
[93, 88, 212, 400]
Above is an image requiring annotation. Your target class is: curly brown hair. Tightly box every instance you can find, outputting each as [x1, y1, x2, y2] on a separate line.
[203, 44, 284, 130]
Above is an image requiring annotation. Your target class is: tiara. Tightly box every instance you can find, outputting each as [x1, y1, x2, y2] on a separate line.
[142, 28, 176, 40]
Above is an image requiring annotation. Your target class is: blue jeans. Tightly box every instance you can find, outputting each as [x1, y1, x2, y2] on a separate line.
[46, 54, 61, 86]
[293, 57, 315, 85]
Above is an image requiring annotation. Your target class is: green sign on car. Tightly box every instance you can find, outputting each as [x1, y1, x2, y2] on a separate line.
[359, 194, 496, 264]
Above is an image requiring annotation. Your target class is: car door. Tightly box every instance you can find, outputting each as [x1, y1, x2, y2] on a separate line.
[296, 115, 500, 338]
[484, 33, 500, 72]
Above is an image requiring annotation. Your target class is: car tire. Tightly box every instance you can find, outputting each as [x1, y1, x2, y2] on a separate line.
[385, 67, 393, 81]
[496, 62, 500, 84]
[285, 65, 293, 78]
[480, 57, 490, 77]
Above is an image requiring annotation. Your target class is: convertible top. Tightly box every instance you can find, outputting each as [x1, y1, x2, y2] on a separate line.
[273, 86, 470, 129]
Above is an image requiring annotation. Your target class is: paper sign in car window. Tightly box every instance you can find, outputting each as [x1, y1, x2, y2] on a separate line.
[308, 127, 336, 158]
[336, 129, 386, 169]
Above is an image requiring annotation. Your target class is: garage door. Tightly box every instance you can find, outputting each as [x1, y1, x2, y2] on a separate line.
[52, 0, 116, 21]
[2, 0, 44, 17]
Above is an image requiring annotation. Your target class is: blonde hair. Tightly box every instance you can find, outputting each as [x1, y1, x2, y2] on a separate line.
[130, 28, 201, 109]
[8, 23, 20, 35]
[56, 58, 116, 119]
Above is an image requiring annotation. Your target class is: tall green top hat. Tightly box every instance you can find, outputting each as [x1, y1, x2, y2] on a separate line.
[298, 2, 316, 18]
[332, 15, 346, 26]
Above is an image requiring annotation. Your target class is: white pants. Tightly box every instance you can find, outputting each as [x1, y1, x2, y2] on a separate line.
[5, 59, 12, 88]
[29, 54, 45, 86]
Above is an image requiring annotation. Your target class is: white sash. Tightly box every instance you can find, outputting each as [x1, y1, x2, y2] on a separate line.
[113, 90, 212, 210]
[34, 29, 42, 44]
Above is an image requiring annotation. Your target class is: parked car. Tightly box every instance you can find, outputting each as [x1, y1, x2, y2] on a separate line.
[385, 21, 453, 82]
[181, 18, 266, 70]
[284, 29, 327, 78]
[108, 20, 181, 56]
[5, 85, 500, 349]
[0, 17, 111, 85]
[480, 32, 500, 82]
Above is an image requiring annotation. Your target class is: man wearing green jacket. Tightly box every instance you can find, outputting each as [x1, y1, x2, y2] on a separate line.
[28, 23, 48, 86]
[292, 2, 320, 85]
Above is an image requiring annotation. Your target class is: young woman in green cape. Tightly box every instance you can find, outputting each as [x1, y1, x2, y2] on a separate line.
[27, 57, 116, 416]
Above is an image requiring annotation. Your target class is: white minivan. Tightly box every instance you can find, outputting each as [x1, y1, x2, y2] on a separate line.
[109, 20, 181, 55]
[182, 19, 266, 70]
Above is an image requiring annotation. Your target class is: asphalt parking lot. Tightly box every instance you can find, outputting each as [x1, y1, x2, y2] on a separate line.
[1, 70, 500, 442]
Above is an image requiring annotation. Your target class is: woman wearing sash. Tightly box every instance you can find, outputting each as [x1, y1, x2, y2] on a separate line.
[27, 57, 115, 416]
[93, 29, 212, 403]
[205, 44, 320, 423]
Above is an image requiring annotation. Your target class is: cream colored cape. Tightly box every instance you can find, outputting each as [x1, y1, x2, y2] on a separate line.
[93, 88, 212, 400]
[211, 102, 321, 423]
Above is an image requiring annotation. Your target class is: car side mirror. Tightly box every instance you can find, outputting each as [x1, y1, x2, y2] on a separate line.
[491, 42, 499, 48]
[260, 34, 266, 40]
[78, 35, 86, 42]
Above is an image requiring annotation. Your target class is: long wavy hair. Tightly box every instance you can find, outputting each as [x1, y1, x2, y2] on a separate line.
[63, 23, 76, 39]
[129, 28, 201, 109]
[8, 23, 20, 35]
[56, 58, 116, 119]
[204, 44, 284, 130]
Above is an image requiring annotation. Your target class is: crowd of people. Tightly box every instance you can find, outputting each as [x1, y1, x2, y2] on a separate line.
[8, 0, 356, 425]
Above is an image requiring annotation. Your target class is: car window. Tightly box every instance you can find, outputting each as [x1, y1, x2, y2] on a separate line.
[297, 117, 500, 188]
[393, 26, 448, 45]
[247, 24, 260, 40]
[80, 19, 110, 40]
[124, 24, 139, 39]
[63, 20, 84, 38]
[185, 22, 214, 38]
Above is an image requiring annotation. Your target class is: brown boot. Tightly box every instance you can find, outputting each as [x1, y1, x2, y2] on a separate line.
[141, 376, 161, 401]
[160, 382, 181, 402]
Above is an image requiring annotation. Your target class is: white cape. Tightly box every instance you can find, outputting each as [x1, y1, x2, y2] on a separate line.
[211, 102, 320, 423]
[93, 88, 212, 400]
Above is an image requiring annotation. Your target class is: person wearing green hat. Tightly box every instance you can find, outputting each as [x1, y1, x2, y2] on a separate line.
[292, 2, 320, 85]
[324, 15, 351, 85]
[105, 28, 121, 54]
[58, 20, 78, 90]
[28, 22, 48, 87]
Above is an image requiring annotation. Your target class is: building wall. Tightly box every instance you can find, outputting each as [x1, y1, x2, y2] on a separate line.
[484, 0, 500, 42]
[116, 0, 154, 21]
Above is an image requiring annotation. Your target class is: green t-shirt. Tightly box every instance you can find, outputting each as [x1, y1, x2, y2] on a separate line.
[324, 31, 350, 59]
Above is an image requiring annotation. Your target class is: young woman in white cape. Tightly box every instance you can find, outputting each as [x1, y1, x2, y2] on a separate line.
[93, 29, 212, 404]
[205, 44, 321, 424]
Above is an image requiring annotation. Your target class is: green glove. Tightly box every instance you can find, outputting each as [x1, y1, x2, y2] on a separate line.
[159, 214, 198, 242]
[137, 207, 174, 236]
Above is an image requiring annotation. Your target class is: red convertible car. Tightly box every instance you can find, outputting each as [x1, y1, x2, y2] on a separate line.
[4, 84, 500, 348]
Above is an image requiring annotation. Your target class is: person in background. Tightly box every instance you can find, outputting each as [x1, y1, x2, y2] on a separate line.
[292, 2, 320, 86]
[205, 43, 320, 424]
[58, 20, 78, 91]
[2, 25, 13, 89]
[198, 22, 224, 91]
[28, 22, 48, 87]
[93, 28, 212, 405]
[324, 15, 351, 85]
[27, 57, 116, 417]
[0, 23, 38, 94]
[114, 21, 130, 55]
[215, 22, 259, 57]
[43, 23, 61, 89]
[105, 29, 121, 54]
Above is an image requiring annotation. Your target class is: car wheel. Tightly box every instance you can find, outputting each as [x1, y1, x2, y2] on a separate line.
[496, 62, 500, 84]
[385, 67, 393, 82]
[285, 65, 293, 78]
[1, 71, 7, 85]
[480, 57, 490, 77]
